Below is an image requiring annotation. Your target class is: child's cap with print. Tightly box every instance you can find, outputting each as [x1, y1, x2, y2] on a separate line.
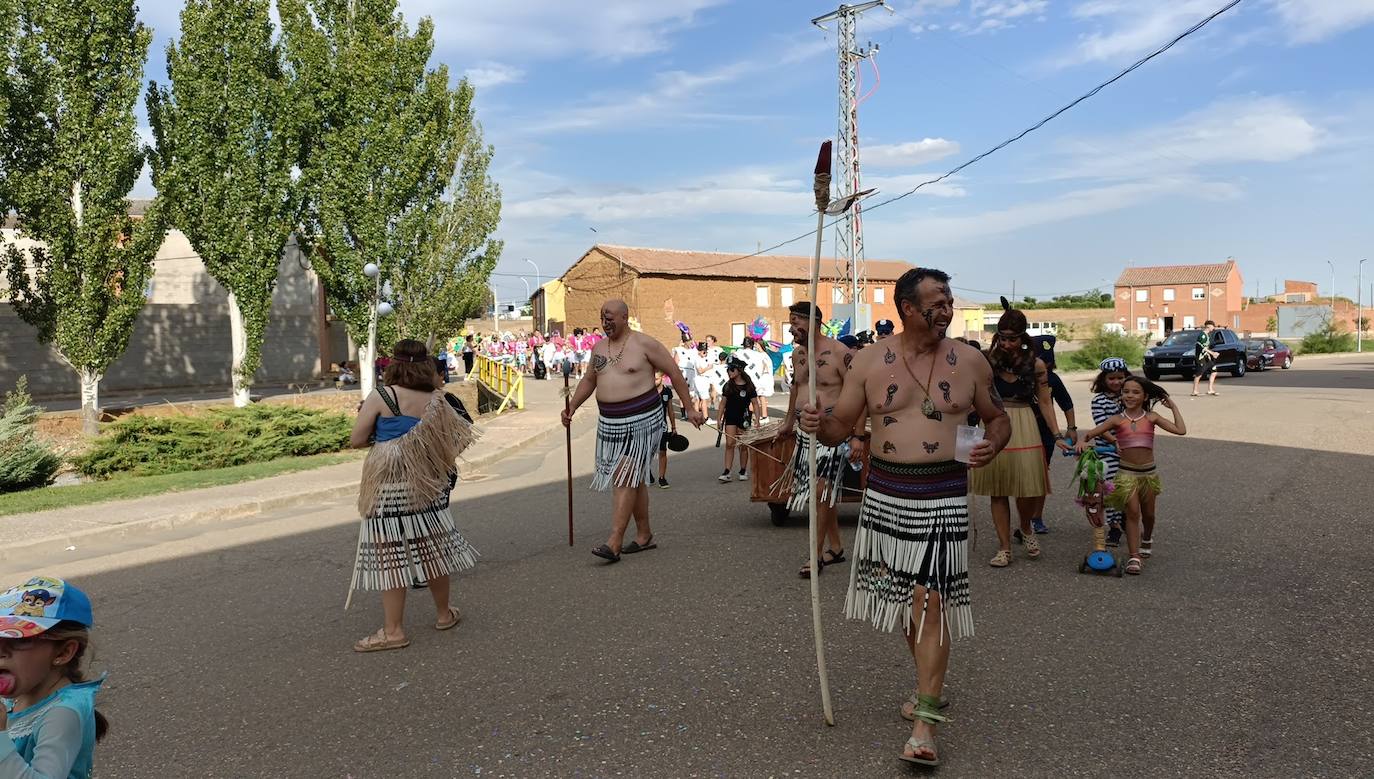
[0, 576, 93, 638]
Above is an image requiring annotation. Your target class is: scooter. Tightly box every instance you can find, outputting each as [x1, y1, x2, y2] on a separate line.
[1072, 448, 1123, 577]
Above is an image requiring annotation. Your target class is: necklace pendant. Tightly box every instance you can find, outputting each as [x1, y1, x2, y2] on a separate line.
[922, 397, 937, 419]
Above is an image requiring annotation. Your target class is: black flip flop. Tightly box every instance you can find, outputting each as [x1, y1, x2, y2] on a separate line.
[621, 537, 657, 554]
[823, 549, 846, 565]
[591, 544, 621, 563]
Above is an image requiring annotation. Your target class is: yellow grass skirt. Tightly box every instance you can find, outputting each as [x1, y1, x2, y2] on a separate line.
[970, 405, 1048, 498]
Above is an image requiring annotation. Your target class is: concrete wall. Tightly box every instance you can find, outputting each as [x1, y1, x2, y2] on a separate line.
[1, 231, 341, 399]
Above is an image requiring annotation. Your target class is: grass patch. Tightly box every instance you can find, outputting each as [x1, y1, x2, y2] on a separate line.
[1062, 330, 1150, 371]
[0, 451, 362, 517]
[76, 405, 352, 478]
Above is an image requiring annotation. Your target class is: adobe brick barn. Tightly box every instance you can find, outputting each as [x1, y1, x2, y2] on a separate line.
[558, 245, 917, 347]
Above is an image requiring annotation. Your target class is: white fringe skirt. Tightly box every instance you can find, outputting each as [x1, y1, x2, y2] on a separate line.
[773, 429, 846, 513]
[845, 457, 974, 642]
[591, 388, 665, 491]
[348, 480, 479, 598]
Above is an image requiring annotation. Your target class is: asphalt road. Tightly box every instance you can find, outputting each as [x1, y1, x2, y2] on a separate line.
[9, 355, 1373, 778]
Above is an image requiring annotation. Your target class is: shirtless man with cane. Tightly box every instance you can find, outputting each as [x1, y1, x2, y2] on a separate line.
[562, 300, 703, 563]
[800, 268, 1009, 767]
[776, 301, 865, 578]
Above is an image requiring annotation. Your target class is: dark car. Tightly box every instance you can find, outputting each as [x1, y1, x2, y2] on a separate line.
[1244, 338, 1294, 371]
[1142, 328, 1247, 380]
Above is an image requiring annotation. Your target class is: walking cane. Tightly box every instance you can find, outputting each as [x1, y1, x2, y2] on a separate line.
[807, 140, 836, 727]
[564, 368, 574, 546]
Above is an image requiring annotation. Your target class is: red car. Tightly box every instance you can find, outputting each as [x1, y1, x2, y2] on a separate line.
[1243, 338, 1293, 371]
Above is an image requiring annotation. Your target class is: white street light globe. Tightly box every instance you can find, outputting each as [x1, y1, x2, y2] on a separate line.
[376, 301, 394, 316]
[362, 263, 380, 278]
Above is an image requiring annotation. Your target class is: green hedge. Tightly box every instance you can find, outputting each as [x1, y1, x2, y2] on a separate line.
[0, 378, 62, 494]
[1062, 330, 1150, 372]
[76, 405, 352, 478]
[1298, 322, 1356, 354]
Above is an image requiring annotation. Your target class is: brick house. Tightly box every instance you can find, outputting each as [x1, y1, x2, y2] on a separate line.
[1113, 260, 1244, 338]
[557, 245, 922, 347]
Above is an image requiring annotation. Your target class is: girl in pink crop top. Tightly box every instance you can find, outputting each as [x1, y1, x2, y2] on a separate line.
[1077, 376, 1186, 575]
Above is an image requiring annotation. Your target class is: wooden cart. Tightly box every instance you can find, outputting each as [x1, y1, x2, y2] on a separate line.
[748, 432, 868, 526]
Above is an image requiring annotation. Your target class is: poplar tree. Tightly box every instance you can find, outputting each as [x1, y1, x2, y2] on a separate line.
[146, 0, 300, 407]
[393, 80, 503, 350]
[1, 0, 163, 435]
[282, 0, 497, 397]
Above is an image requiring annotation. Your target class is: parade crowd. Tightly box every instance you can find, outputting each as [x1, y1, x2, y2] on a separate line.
[5, 269, 1193, 775]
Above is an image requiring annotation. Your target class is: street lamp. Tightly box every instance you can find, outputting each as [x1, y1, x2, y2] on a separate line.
[361, 263, 394, 396]
[1358, 258, 1367, 353]
[1326, 259, 1336, 319]
[524, 258, 541, 289]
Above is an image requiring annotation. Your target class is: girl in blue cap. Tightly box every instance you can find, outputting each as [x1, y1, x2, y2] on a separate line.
[0, 576, 108, 779]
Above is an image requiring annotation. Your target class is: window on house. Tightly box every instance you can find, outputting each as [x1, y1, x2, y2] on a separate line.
[1135, 289, 1148, 302]
[1192, 287, 1205, 300]
[833, 287, 844, 304]
[1162, 288, 1175, 302]
[873, 287, 886, 304]
[780, 286, 794, 306]
[755, 285, 769, 307]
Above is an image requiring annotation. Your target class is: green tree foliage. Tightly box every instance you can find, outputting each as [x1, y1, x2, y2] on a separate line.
[146, 0, 301, 407]
[75, 404, 351, 478]
[985, 290, 1114, 310]
[0, 377, 62, 493]
[0, 0, 164, 435]
[1298, 320, 1356, 354]
[281, 0, 497, 394]
[393, 80, 503, 349]
[1063, 329, 1150, 371]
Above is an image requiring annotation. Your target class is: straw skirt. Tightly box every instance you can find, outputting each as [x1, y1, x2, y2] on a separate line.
[970, 405, 1048, 497]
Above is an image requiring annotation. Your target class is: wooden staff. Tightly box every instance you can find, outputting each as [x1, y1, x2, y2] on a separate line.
[807, 139, 836, 727]
[564, 368, 574, 546]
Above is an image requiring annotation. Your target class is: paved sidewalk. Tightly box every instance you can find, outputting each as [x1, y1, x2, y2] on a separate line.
[1, 377, 584, 565]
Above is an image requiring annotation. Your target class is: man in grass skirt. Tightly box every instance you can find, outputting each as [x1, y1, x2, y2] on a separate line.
[802, 268, 1010, 767]
[563, 299, 703, 563]
[773, 301, 864, 579]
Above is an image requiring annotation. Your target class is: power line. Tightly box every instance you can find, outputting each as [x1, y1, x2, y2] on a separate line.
[671, 0, 1245, 273]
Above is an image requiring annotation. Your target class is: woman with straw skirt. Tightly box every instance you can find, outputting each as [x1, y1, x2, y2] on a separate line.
[346, 339, 481, 652]
[972, 300, 1073, 568]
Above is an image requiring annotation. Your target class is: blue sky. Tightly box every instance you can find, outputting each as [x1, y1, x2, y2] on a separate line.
[133, 0, 1374, 305]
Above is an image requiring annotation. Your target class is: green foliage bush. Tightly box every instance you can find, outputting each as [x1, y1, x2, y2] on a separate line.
[75, 405, 352, 478]
[0, 377, 63, 494]
[983, 290, 1114, 310]
[1063, 330, 1149, 371]
[1298, 322, 1356, 354]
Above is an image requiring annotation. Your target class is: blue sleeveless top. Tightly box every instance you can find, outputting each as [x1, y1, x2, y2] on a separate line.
[374, 386, 420, 442]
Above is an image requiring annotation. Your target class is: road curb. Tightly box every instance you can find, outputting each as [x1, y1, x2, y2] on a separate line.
[4, 408, 589, 567]
[0, 480, 361, 566]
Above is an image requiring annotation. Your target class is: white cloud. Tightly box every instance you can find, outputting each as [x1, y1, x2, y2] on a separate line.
[1268, 0, 1374, 43]
[863, 138, 963, 167]
[518, 59, 768, 134]
[400, 0, 727, 61]
[500, 164, 963, 225]
[463, 62, 524, 90]
[1060, 1, 1224, 66]
[885, 177, 1239, 249]
[1046, 96, 1322, 181]
[974, 1, 1050, 21]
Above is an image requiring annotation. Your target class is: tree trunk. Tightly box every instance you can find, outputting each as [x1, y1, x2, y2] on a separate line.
[79, 368, 101, 437]
[359, 306, 379, 398]
[227, 292, 252, 407]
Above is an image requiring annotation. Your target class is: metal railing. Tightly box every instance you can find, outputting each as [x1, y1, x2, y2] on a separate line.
[474, 354, 524, 414]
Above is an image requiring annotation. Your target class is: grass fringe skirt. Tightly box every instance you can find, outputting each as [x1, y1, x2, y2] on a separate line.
[970, 405, 1048, 498]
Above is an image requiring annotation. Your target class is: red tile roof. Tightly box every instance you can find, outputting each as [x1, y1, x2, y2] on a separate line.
[1115, 260, 1235, 287]
[574, 244, 916, 283]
